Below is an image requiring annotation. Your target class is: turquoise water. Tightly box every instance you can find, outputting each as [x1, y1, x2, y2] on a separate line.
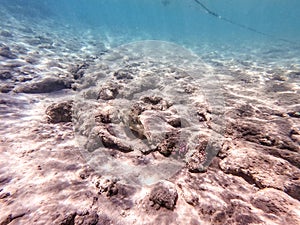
[2, 0, 300, 47]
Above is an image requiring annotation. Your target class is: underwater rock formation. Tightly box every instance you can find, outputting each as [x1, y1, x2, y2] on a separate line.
[16, 77, 73, 93]
[0, 6, 299, 224]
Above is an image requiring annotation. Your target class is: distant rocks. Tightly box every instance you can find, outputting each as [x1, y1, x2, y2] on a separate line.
[287, 111, 300, 118]
[69, 62, 89, 80]
[149, 181, 178, 210]
[0, 71, 12, 80]
[0, 84, 14, 93]
[0, 45, 17, 59]
[16, 77, 73, 93]
[46, 101, 73, 123]
[57, 211, 99, 225]
[113, 69, 133, 80]
[0, 30, 13, 37]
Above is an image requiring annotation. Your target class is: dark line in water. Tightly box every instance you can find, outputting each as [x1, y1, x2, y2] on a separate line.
[193, 0, 297, 45]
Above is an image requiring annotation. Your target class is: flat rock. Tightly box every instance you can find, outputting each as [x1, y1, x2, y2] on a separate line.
[16, 77, 72, 93]
[219, 146, 300, 200]
[251, 188, 300, 225]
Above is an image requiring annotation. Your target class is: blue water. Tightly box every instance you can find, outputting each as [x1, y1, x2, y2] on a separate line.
[2, 0, 300, 47]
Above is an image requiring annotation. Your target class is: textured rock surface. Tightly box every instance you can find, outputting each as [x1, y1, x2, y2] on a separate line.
[46, 101, 73, 123]
[16, 77, 72, 93]
[149, 181, 178, 210]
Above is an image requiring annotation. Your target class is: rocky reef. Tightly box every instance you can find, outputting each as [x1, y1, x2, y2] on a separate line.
[0, 5, 300, 225]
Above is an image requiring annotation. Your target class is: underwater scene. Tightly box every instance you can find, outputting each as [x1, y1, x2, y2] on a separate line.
[0, 0, 299, 224]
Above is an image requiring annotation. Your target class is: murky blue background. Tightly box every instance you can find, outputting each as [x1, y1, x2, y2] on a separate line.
[1, 0, 300, 47]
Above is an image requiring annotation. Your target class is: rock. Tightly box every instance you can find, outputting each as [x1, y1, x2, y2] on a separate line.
[0, 212, 26, 225]
[59, 213, 76, 225]
[167, 117, 181, 128]
[287, 111, 300, 118]
[69, 63, 89, 80]
[176, 169, 271, 224]
[288, 70, 300, 78]
[78, 166, 93, 180]
[262, 146, 300, 168]
[99, 130, 133, 153]
[228, 119, 299, 152]
[113, 69, 133, 80]
[15, 76, 33, 83]
[219, 147, 300, 200]
[236, 104, 255, 117]
[0, 84, 14, 93]
[251, 188, 300, 225]
[45, 101, 73, 123]
[94, 112, 111, 124]
[98, 84, 119, 100]
[94, 177, 135, 209]
[156, 132, 180, 157]
[149, 181, 178, 210]
[0, 71, 12, 80]
[187, 139, 208, 173]
[95, 176, 119, 197]
[141, 96, 162, 105]
[0, 45, 17, 59]
[179, 185, 199, 206]
[16, 77, 72, 93]
[266, 82, 292, 92]
[0, 30, 13, 37]
[97, 214, 112, 225]
[75, 211, 98, 225]
[0, 192, 10, 199]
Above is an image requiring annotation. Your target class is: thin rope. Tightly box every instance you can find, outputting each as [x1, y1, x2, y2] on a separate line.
[193, 0, 296, 45]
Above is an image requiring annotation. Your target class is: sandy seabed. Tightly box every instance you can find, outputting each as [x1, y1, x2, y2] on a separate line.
[0, 5, 300, 225]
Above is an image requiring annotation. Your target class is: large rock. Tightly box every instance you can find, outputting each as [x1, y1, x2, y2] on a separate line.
[16, 77, 72, 93]
[219, 146, 300, 200]
[251, 188, 300, 225]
